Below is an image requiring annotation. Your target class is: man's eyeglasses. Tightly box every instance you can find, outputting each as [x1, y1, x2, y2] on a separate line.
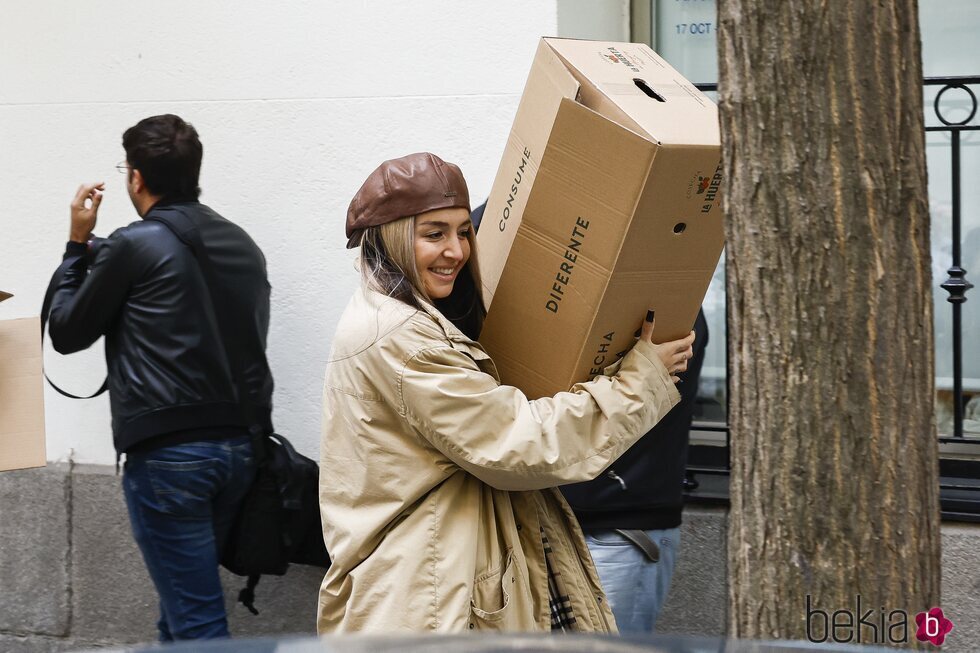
[115, 161, 129, 174]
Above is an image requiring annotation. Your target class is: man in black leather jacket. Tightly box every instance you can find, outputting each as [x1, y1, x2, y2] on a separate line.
[48, 114, 273, 641]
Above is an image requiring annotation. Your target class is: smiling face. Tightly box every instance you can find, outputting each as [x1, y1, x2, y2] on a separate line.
[413, 207, 472, 300]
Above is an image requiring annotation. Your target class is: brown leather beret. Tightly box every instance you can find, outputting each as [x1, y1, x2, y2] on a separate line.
[346, 152, 470, 248]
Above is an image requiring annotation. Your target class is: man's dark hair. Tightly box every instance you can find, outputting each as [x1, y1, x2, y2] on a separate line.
[122, 114, 203, 200]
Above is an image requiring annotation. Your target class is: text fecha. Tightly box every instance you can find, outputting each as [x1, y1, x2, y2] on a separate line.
[589, 331, 630, 377]
[545, 217, 590, 314]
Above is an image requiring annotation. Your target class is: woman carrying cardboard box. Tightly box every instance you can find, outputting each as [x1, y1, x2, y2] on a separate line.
[317, 152, 694, 633]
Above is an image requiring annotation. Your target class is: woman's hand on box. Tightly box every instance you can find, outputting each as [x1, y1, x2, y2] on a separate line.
[640, 310, 695, 384]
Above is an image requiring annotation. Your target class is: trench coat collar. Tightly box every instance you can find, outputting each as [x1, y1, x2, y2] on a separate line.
[361, 286, 487, 353]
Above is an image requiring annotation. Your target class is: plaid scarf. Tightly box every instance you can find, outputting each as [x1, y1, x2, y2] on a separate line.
[541, 527, 577, 631]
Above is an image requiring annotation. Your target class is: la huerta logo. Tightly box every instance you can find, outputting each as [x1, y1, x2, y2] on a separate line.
[686, 171, 711, 199]
[699, 163, 722, 213]
[602, 47, 640, 73]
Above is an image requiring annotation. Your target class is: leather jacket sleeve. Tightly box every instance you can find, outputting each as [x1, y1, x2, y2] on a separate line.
[48, 235, 133, 355]
[397, 339, 680, 491]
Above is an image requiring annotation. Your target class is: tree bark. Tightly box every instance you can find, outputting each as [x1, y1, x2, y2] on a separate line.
[717, 0, 940, 643]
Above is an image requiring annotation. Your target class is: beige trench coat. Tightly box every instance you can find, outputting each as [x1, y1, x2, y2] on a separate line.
[317, 288, 680, 633]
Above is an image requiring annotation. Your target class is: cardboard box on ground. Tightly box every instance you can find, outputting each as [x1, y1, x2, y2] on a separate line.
[476, 38, 724, 400]
[0, 291, 47, 471]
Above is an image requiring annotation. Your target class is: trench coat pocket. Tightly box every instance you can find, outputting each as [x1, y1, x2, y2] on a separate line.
[469, 549, 530, 629]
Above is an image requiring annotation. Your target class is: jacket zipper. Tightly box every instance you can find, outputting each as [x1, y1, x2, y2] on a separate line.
[607, 469, 627, 491]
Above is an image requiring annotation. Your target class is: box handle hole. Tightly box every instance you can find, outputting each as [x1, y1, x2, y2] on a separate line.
[634, 78, 666, 102]
[673, 222, 687, 234]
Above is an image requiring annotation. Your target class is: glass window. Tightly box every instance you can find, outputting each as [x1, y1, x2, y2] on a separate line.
[653, 0, 718, 84]
[641, 0, 980, 435]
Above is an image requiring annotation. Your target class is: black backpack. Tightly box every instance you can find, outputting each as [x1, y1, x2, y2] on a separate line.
[220, 430, 330, 614]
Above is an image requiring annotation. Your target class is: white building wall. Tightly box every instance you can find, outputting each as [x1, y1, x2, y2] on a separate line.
[1, 1, 561, 464]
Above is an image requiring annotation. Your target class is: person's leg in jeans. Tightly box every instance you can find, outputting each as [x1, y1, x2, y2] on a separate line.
[123, 436, 255, 641]
[585, 527, 681, 633]
[210, 438, 257, 559]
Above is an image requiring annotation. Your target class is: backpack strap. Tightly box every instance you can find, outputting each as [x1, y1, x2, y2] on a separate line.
[40, 254, 109, 399]
[146, 210, 257, 428]
[237, 574, 261, 616]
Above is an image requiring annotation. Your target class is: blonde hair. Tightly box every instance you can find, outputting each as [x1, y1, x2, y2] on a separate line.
[359, 216, 427, 307]
[359, 215, 485, 336]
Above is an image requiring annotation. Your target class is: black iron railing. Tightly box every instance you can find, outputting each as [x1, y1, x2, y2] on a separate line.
[927, 76, 978, 441]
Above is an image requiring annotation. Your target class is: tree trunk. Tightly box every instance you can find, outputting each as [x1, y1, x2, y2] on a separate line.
[717, 0, 941, 643]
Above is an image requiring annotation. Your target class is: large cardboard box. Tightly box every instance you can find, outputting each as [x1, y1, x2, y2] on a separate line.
[0, 293, 47, 471]
[476, 38, 724, 399]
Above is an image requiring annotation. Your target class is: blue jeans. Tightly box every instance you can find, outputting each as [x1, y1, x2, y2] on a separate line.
[585, 526, 681, 633]
[123, 436, 256, 641]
